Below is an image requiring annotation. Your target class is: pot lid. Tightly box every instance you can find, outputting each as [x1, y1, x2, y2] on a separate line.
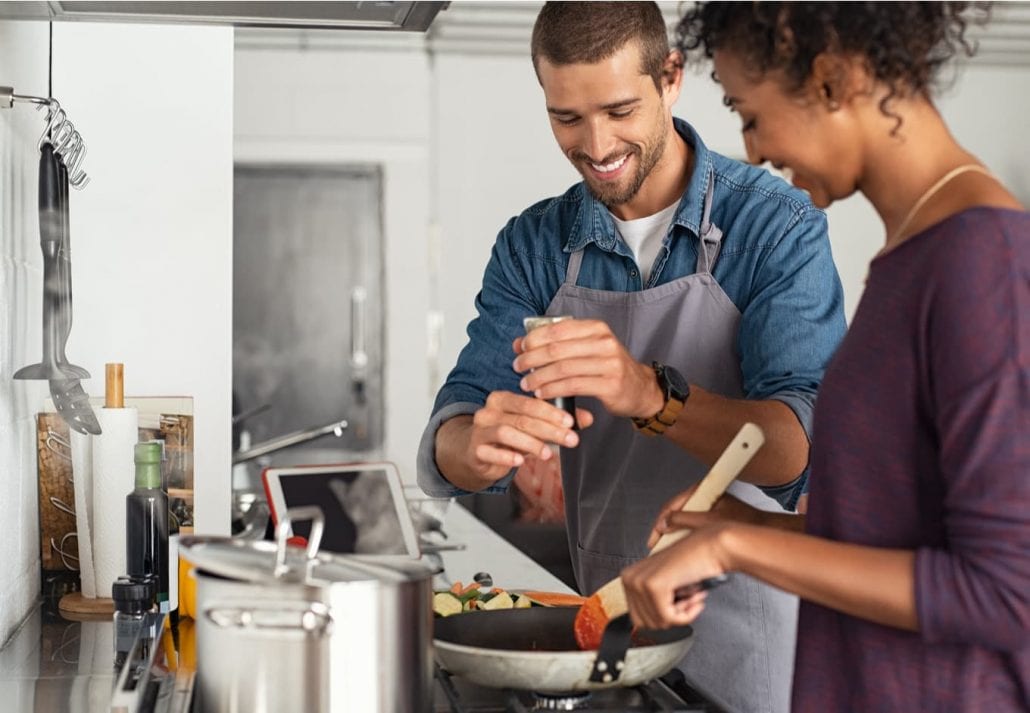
[180, 534, 432, 587]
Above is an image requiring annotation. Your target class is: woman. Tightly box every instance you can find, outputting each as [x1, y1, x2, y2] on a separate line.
[621, 3, 1029, 710]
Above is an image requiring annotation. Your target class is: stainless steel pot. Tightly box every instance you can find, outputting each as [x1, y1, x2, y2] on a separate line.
[181, 507, 434, 713]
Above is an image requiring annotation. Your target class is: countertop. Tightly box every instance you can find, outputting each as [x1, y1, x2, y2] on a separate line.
[429, 500, 573, 593]
[0, 501, 573, 713]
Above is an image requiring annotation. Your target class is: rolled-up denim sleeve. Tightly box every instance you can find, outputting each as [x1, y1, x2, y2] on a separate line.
[416, 402, 516, 497]
[740, 207, 847, 504]
[416, 218, 546, 497]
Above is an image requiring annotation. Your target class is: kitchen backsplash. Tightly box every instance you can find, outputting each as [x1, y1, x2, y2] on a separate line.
[0, 19, 50, 648]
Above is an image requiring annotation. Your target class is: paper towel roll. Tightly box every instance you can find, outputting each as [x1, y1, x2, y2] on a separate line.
[91, 407, 138, 599]
[70, 430, 96, 598]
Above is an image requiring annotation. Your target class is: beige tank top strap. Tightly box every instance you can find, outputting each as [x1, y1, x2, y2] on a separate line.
[891, 163, 994, 244]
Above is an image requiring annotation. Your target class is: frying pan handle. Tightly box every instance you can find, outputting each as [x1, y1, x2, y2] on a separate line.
[650, 422, 765, 554]
[273, 506, 325, 577]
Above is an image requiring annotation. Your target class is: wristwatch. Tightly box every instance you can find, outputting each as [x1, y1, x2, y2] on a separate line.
[632, 362, 690, 436]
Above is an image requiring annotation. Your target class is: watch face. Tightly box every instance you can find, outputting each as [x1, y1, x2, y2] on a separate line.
[662, 365, 689, 399]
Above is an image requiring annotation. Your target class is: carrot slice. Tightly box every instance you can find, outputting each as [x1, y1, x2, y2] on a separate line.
[460, 582, 481, 595]
[573, 595, 607, 650]
[520, 591, 587, 607]
[449, 581, 463, 595]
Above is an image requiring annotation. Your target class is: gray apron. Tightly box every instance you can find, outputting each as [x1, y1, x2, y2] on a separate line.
[546, 175, 798, 713]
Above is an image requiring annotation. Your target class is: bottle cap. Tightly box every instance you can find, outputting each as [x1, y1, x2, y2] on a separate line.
[112, 576, 155, 615]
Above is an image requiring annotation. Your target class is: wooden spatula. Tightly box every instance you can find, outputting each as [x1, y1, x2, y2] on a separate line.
[573, 422, 765, 650]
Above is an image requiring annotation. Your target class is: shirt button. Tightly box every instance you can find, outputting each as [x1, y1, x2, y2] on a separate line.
[630, 269, 638, 278]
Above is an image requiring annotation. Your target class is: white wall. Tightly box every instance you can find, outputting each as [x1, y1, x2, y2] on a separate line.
[433, 54, 576, 374]
[53, 23, 234, 541]
[0, 20, 233, 646]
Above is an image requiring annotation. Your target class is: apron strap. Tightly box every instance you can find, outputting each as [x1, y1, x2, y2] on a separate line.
[568, 169, 724, 282]
[697, 172, 724, 275]
[564, 248, 585, 287]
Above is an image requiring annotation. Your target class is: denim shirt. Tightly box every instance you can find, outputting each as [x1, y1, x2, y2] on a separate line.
[418, 119, 847, 508]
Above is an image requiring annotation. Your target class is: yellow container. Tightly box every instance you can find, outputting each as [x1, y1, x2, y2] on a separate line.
[178, 527, 197, 619]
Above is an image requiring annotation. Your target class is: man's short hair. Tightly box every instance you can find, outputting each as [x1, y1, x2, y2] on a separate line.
[531, 1, 671, 92]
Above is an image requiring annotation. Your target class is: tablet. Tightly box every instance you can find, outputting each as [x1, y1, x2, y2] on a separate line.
[262, 462, 420, 559]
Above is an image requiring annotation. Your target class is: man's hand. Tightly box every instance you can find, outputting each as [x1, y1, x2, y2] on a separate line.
[512, 318, 663, 419]
[435, 390, 593, 492]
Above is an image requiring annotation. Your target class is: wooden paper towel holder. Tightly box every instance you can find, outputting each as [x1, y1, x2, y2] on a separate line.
[58, 364, 127, 618]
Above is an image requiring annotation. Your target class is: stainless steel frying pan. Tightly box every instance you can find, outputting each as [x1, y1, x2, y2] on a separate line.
[433, 607, 693, 693]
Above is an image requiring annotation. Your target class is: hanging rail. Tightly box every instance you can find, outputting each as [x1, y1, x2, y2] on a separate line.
[1, 85, 90, 189]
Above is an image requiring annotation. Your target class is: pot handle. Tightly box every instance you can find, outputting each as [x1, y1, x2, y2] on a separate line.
[206, 602, 332, 635]
[274, 506, 325, 577]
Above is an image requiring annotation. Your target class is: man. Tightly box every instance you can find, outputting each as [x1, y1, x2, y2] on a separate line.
[418, 3, 846, 712]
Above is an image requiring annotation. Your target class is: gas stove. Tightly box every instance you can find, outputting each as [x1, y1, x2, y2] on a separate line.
[433, 667, 724, 712]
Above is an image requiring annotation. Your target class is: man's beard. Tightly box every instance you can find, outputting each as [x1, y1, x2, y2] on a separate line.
[577, 121, 667, 208]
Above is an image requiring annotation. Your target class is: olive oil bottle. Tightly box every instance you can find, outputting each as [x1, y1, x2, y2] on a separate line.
[126, 441, 169, 612]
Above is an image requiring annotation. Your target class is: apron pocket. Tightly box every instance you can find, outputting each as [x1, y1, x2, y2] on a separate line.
[574, 544, 640, 595]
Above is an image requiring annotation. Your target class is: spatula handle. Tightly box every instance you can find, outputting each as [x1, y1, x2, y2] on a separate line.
[650, 422, 765, 554]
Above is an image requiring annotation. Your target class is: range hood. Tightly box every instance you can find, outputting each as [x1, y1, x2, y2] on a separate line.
[0, 1, 448, 32]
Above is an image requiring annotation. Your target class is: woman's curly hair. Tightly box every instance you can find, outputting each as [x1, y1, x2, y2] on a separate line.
[676, 2, 990, 127]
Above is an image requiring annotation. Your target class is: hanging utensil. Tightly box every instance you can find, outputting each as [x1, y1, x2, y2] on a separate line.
[43, 147, 100, 434]
[54, 156, 87, 378]
[573, 422, 764, 651]
[13, 143, 76, 382]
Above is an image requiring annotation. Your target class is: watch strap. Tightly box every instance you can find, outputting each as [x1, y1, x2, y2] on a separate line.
[632, 363, 686, 436]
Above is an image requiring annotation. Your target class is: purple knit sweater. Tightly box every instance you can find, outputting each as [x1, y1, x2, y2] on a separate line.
[795, 207, 1030, 712]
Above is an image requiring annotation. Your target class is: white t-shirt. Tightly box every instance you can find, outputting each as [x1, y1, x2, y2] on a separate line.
[611, 201, 679, 284]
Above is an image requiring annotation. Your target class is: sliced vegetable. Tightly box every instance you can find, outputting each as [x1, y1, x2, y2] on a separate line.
[480, 591, 514, 610]
[433, 583, 574, 616]
[458, 587, 482, 604]
[520, 591, 587, 607]
[433, 592, 463, 617]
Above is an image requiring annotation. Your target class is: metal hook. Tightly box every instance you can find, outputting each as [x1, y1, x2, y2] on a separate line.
[53, 124, 79, 160]
[58, 131, 88, 187]
[41, 103, 90, 188]
[51, 119, 77, 158]
[66, 139, 90, 188]
[5, 92, 90, 188]
[37, 100, 65, 151]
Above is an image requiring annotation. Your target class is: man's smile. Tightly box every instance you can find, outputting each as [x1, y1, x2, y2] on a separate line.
[586, 153, 631, 179]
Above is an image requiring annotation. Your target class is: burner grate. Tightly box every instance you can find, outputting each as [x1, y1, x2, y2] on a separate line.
[433, 666, 723, 712]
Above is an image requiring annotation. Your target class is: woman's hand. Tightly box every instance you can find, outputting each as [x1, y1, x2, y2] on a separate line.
[622, 524, 731, 630]
[647, 489, 769, 548]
